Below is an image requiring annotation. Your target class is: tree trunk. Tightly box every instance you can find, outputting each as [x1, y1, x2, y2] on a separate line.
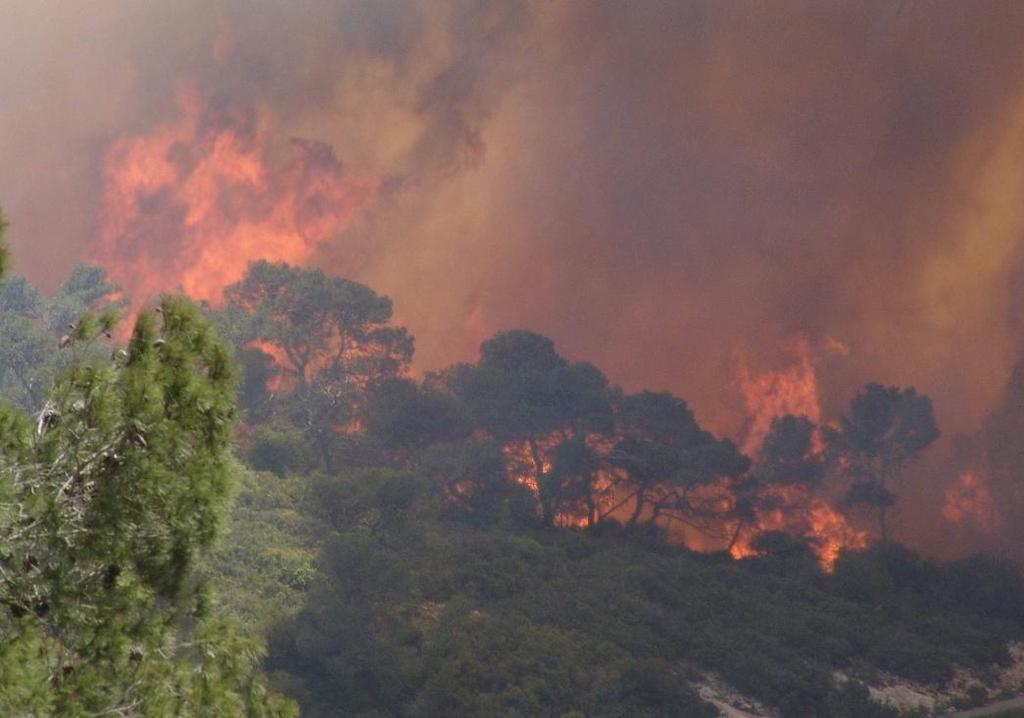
[529, 438, 555, 525]
[726, 518, 745, 552]
[527, 437, 545, 483]
[628, 487, 646, 526]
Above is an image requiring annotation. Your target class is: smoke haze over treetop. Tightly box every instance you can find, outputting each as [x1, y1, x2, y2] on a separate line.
[4, 0, 1024, 446]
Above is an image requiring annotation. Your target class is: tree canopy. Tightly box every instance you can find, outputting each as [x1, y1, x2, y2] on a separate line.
[829, 383, 940, 542]
[0, 220, 293, 716]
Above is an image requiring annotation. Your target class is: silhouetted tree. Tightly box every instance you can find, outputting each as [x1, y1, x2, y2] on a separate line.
[829, 383, 939, 542]
[448, 331, 614, 524]
[544, 434, 604, 525]
[363, 377, 472, 464]
[725, 414, 825, 550]
[222, 260, 412, 391]
[220, 260, 413, 470]
[422, 438, 536, 525]
[609, 392, 695, 524]
[610, 391, 750, 536]
[757, 414, 824, 487]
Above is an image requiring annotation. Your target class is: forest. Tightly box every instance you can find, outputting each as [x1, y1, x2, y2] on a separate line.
[1, 211, 1023, 717]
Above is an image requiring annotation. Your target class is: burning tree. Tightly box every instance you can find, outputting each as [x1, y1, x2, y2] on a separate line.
[445, 330, 615, 525]
[429, 331, 870, 564]
[608, 391, 749, 534]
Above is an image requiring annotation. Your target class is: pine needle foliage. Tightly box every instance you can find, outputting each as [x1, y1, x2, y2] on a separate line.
[0, 223, 295, 716]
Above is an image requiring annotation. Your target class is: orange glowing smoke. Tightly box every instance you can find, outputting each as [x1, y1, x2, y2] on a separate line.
[737, 337, 821, 456]
[943, 471, 1000, 532]
[99, 83, 375, 307]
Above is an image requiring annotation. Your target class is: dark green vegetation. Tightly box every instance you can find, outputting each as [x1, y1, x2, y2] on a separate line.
[1, 239, 1021, 716]
[259, 469, 1023, 717]
[0, 221, 295, 715]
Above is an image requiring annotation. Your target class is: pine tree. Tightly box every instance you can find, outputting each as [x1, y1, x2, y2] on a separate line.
[0, 217, 295, 716]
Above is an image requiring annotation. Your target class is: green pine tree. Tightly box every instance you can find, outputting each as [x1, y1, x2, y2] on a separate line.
[0, 215, 295, 716]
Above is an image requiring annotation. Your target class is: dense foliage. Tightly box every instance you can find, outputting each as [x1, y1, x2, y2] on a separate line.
[205, 262, 1019, 717]
[260, 469, 1023, 717]
[0, 220, 294, 715]
[0, 264, 124, 411]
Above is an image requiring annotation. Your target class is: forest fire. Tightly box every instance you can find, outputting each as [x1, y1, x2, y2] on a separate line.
[83, 52, 912, 578]
[398, 332, 872, 568]
[98, 83, 375, 307]
[101, 92, 873, 570]
[732, 338, 866, 569]
[10, 5, 1024, 715]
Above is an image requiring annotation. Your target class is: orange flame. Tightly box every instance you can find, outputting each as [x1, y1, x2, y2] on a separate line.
[728, 485, 867, 570]
[501, 438, 549, 495]
[732, 337, 866, 570]
[943, 471, 999, 532]
[99, 83, 375, 307]
[737, 337, 821, 456]
[248, 340, 293, 394]
[500, 435, 618, 528]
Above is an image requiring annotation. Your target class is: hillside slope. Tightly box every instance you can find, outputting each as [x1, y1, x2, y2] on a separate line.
[216, 470, 1024, 717]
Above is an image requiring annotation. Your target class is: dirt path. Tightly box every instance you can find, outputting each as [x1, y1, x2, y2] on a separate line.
[952, 695, 1024, 717]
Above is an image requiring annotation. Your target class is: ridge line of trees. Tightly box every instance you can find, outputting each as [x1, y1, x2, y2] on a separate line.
[212, 261, 940, 552]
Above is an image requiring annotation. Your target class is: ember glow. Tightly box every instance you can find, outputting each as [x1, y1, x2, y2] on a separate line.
[99, 84, 375, 307]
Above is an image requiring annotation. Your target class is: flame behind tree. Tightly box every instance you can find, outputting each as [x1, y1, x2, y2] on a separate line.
[728, 342, 867, 567]
[216, 260, 412, 471]
[444, 330, 615, 526]
[422, 329, 879, 566]
[221, 260, 412, 391]
[737, 338, 821, 457]
[180, 257, 911, 566]
[608, 391, 750, 533]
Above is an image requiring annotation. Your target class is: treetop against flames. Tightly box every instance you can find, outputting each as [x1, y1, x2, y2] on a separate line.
[211, 278, 927, 571]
